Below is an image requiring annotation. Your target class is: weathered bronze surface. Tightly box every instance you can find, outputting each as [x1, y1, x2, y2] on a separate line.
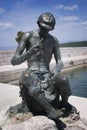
[11, 12, 79, 129]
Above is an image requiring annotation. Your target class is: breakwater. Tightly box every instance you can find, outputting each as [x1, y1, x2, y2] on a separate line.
[0, 47, 87, 66]
[0, 47, 87, 84]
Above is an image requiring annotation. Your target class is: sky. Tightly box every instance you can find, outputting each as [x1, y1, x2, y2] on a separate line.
[0, 0, 87, 49]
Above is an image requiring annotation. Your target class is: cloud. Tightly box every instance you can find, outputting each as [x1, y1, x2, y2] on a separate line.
[0, 6, 39, 47]
[80, 21, 87, 25]
[55, 4, 78, 11]
[80, 21, 87, 30]
[58, 16, 79, 22]
[0, 0, 87, 47]
[53, 16, 87, 43]
[0, 22, 13, 30]
[0, 7, 6, 14]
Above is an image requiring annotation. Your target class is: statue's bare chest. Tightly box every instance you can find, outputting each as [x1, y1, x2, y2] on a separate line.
[28, 36, 55, 54]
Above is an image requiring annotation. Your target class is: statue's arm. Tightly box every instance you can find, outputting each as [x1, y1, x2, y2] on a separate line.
[11, 33, 30, 65]
[53, 37, 63, 72]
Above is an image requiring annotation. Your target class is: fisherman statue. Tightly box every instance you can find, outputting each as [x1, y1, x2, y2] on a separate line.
[10, 13, 79, 126]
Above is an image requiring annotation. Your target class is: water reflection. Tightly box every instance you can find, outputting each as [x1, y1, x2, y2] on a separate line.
[65, 67, 87, 98]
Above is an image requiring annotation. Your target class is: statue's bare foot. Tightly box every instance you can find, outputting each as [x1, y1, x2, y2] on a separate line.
[8, 100, 29, 115]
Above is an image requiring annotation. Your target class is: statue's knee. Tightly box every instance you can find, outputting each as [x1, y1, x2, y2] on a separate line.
[61, 76, 69, 84]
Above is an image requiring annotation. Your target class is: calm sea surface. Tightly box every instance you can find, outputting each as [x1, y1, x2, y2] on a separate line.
[65, 67, 87, 98]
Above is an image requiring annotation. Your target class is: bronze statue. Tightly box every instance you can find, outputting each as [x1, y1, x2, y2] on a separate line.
[11, 13, 72, 120]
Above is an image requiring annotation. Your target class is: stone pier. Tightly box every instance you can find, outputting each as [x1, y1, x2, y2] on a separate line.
[0, 47, 87, 84]
[0, 47, 87, 129]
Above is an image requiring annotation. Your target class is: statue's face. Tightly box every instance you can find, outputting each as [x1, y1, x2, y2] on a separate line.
[41, 26, 49, 32]
[39, 26, 49, 37]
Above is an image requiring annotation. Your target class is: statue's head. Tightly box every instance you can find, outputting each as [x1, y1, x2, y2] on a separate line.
[37, 12, 56, 31]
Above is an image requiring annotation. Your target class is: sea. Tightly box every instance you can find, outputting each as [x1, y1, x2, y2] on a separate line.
[66, 66, 87, 98]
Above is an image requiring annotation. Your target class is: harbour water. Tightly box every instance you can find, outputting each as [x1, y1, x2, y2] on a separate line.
[66, 66, 87, 98]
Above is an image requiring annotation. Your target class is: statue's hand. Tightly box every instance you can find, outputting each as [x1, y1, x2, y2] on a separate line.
[56, 60, 63, 73]
[26, 43, 42, 55]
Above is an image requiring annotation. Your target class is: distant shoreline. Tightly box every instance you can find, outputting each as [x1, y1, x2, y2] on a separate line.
[0, 46, 87, 51]
[60, 41, 87, 47]
[0, 40, 87, 51]
[0, 47, 16, 51]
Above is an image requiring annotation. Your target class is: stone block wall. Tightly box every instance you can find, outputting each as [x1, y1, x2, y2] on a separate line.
[0, 50, 15, 66]
[0, 47, 87, 84]
[60, 47, 87, 58]
[0, 47, 87, 66]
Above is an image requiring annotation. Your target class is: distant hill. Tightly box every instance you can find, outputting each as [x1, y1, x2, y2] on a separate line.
[60, 41, 87, 47]
[0, 41, 87, 51]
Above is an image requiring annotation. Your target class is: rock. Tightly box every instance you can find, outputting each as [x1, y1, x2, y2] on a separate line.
[64, 118, 87, 130]
[1, 110, 87, 130]
[65, 126, 85, 130]
[2, 116, 58, 130]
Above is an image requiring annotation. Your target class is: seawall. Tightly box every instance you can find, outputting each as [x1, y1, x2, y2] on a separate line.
[0, 47, 87, 84]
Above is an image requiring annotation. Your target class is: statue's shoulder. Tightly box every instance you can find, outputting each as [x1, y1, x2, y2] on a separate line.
[53, 36, 59, 42]
[24, 30, 38, 39]
[20, 31, 33, 42]
[48, 34, 59, 45]
[23, 31, 33, 39]
[53, 36, 59, 46]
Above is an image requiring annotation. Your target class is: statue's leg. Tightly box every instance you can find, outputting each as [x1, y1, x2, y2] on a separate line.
[23, 72, 63, 119]
[28, 86, 63, 119]
[7, 82, 29, 115]
[18, 82, 30, 113]
[59, 76, 72, 108]
[53, 74, 72, 109]
[55, 74, 80, 119]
